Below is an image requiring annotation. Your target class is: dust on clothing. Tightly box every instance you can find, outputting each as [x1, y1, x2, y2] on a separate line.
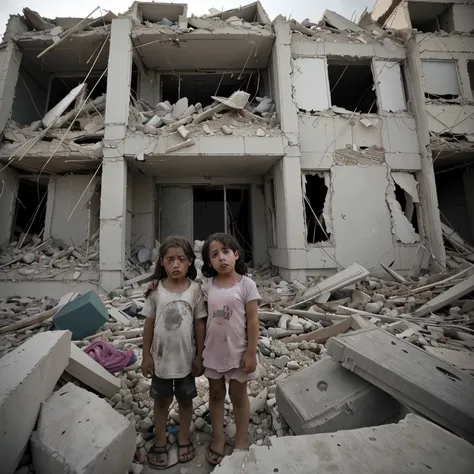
[141, 280, 207, 379]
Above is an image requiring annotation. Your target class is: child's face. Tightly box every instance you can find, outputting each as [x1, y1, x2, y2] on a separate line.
[209, 240, 238, 275]
[161, 247, 191, 280]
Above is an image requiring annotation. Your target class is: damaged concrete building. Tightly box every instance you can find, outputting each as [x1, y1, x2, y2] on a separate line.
[0, 1, 473, 295]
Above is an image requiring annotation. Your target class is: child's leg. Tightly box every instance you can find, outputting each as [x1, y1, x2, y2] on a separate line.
[175, 375, 197, 463]
[229, 379, 250, 450]
[149, 376, 173, 468]
[208, 377, 226, 460]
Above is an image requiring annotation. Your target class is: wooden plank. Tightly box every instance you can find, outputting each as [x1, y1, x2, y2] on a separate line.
[281, 317, 353, 343]
[66, 343, 121, 398]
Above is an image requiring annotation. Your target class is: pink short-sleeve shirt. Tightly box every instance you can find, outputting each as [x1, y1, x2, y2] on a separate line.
[202, 275, 260, 372]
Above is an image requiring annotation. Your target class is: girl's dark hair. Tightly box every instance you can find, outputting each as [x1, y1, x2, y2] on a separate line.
[201, 233, 247, 278]
[145, 236, 197, 297]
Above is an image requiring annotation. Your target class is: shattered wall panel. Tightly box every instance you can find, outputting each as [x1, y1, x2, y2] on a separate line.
[292, 58, 330, 112]
[386, 171, 421, 245]
[426, 104, 474, 134]
[374, 60, 406, 112]
[421, 61, 461, 96]
[384, 117, 419, 153]
[331, 165, 395, 270]
[452, 4, 474, 33]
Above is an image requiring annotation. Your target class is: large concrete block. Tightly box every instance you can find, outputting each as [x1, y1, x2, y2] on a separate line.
[53, 291, 109, 340]
[0, 330, 71, 474]
[327, 327, 474, 443]
[215, 414, 474, 473]
[276, 357, 399, 435]
[31, 382, 135, 474]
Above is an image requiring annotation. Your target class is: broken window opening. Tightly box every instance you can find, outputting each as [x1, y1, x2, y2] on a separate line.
[327, 60, 378, 113]
[421, 61, 461, 101]
[394, 183, 419, 234]
[48, 73, 107, 112]
[11, 56, 48, 126]
[468, 62, 474, 99]
[161, 71, 264, 108]
[304, 174, 331, 244]
[408, 2, 453, 33]
[12, 178, 48, 240]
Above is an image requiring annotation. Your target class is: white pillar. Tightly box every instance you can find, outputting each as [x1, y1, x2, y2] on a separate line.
[100, 18, 133, 291]
[404, 32, 446, 269]
[271, 21, 306, 277]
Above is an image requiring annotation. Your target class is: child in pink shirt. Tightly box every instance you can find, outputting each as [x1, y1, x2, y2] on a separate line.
[200, 233, 260, 466]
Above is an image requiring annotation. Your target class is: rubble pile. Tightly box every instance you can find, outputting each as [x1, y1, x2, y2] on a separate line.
[129, 90, 279, 151]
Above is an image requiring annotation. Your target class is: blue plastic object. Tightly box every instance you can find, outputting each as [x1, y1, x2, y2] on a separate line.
[53, 291, 108, 340]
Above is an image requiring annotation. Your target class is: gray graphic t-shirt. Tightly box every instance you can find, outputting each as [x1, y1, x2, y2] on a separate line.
[142, 280, 207, 379]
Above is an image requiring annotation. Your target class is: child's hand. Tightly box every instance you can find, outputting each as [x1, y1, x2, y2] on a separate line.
[147, 279, 158, 292]
[241, 350, 257, 374]
[141, 355, 154, 378]
[192, 356, 204, 377]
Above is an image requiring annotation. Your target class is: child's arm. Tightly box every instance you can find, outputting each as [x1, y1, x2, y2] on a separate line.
[140, 293, 156, 378]
[242, 299, 259, 373]
[192, 287, 207, 376]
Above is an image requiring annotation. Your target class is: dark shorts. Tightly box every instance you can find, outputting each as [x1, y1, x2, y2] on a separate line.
[150, 374, 197, 402]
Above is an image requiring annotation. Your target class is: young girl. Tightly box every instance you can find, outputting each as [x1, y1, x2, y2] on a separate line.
[200, 233, 260, 466]
[141, 235, 207, 470]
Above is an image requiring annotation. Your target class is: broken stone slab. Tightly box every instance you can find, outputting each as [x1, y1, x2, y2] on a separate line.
[327, 327, 474, 443]
[43, 83, 86, 128]
[31, 382, 135, 474]
[276, 357, 399, 435]
[66, 343, 121, 398]
[424, 347, 474, 371]
[412, 274, 474, 318]
[0, 330, 71, 474]
[289, 263, 369, 309]
[214, 414, 474, 474]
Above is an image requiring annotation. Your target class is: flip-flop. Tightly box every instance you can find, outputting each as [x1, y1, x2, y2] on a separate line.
[178, 441, 196, 464]
[206, 442, 225, 466]
[148, 443, 169, 470]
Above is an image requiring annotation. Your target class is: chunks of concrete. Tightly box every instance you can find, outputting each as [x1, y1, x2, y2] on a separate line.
[215, 414, 474, 474]
[327, 328, 474, 443]
[276, 357, 399, 435]
[66, 343, 121, 398]
[53, 291, 109, 340]
[31, 383, 135, 474]
[0, 330, 71, 474]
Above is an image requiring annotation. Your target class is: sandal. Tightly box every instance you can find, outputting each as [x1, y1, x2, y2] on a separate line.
[148, 443, 169, 470]
[178, 440, 196, 464]
[206, 442, 225, 466]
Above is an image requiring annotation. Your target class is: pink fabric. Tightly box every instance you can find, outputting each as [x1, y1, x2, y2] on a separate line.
[84, 340, 134, 373]
[202, 275, 260, 373]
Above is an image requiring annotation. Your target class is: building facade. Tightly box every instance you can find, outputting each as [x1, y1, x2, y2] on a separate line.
[0, 1, 471, 296]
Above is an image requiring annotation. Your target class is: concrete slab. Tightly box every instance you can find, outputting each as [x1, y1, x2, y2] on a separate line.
[31, 382, 135, 474]
[66, 343, 121, 398]
[327, 328, 474, 443]
[215, 414, 474, 474]
[276, 357, 399, 435]
[0, 330, 71, 474]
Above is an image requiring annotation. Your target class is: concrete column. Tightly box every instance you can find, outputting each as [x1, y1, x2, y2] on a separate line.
[404, 32, 446, 269]
[250, 182, 268, 265]
[126, 171, 132, 255]
[271, 21, 306, 253]
[0, 166, 18, 246]
[100, 18, 133, 291]
[0, 41, 22, 134]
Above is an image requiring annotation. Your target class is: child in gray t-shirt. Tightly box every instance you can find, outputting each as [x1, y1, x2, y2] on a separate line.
[141, 236, 206, 469]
